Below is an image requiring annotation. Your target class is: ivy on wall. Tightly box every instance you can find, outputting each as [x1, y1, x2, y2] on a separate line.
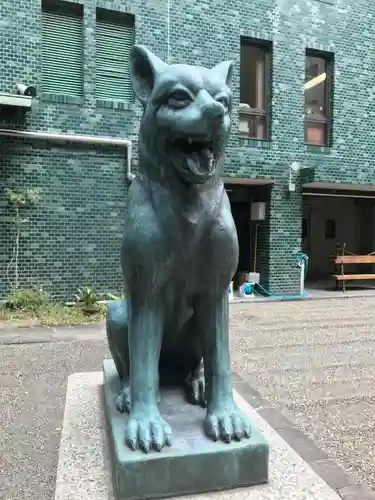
[4, 187, 42, 291]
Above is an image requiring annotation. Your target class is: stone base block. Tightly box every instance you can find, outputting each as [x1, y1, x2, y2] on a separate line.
[55, 371, 343, 500]
[103, 359, 269, 500]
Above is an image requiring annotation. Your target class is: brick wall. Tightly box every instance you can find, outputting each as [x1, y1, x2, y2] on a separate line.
[0, 0, 374, 298]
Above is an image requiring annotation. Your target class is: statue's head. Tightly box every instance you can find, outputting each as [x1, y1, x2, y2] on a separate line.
[130, 45, 233, 185]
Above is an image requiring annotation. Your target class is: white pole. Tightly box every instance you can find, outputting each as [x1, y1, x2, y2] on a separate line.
[300, 259, 305, 296]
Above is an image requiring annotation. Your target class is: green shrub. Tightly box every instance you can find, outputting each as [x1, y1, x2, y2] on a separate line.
[2, 286, 46, 311]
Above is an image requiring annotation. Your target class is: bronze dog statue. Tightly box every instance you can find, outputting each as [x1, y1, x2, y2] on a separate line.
[106, 45, 251, 453]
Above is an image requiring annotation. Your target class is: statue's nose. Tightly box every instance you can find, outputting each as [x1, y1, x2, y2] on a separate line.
[197, 90, 225, 121]
[203, 102, 224, 120]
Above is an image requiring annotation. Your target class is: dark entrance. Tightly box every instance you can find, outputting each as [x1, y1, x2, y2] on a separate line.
[225, 184, 251, 286]
[302, 182, 375, 288]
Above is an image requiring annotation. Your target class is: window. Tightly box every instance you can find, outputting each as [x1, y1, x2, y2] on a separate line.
[41, 1, 84, 97]
[305, 50, 333, 146]
[239, 38, 272, 140]
[325, 219, 336, 239]
[302, 218, 308, 240]
[96, 9, 135, 102]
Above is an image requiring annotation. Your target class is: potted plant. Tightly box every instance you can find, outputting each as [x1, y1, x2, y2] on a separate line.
[74, 286, 101, 315]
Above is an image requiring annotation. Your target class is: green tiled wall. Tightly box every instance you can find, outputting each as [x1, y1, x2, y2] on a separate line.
[0, 0, 373, 298]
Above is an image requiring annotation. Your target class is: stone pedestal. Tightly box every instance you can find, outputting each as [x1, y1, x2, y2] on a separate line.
[54, 371, 343, 500]
[103, 359, 269, 500]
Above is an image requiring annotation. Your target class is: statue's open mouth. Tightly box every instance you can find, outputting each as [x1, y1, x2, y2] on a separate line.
[168, 135, 218, 183]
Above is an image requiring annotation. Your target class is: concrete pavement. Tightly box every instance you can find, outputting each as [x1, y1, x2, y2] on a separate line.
[0, 334, 109, 500]
[1, 296, 375, 499]
[229, 297, 375, 495]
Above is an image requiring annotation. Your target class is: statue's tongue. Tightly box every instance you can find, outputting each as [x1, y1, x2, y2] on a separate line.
[187, 148, 214, 176]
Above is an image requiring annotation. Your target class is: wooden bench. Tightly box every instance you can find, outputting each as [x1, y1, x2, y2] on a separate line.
[333, 254, 375, 291]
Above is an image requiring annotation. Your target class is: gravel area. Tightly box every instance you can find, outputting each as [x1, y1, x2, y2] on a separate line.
[229, 297, 375, 493]
[0, 336, 109, 500]
[1, 296, 375, 499]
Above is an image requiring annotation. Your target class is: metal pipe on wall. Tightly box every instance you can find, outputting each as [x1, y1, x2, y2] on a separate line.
[0, 128, 135, 181]
[304, 192, 375, 200]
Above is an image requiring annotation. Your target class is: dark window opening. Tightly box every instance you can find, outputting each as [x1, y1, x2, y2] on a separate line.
[239, 38, 272, 140]
[302, 218, 308, 240]
[42, 0, 83, 16]
[305, 49, 334, 146]
[325, 219, 336, 239]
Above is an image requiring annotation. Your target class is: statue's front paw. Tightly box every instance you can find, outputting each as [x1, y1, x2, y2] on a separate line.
[204, 404, 251, 443]
[126, 409, 172, 453]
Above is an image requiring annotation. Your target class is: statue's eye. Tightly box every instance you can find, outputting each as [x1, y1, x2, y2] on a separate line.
[168, 90, 192, 108]
[216, 95, 229, 108]
[170, 90, 190, 101]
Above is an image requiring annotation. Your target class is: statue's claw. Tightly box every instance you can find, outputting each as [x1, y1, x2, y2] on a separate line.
[125, 409, 172, 452]
[204, 403, 251, 443]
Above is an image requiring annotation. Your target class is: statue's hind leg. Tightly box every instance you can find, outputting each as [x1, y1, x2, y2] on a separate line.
[179, 313, 206, 408]
[106, 300, 132, 413]
[106, 299, 160, 413]
[185, 359, 206, 407]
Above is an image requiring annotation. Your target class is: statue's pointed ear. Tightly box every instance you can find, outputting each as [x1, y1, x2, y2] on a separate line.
[130, 45, 168, 105]
[210, 60, 233, 89]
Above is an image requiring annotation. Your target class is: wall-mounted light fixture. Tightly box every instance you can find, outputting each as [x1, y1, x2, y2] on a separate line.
[288, 162, 312, 192]
[16, 83, 37, 98]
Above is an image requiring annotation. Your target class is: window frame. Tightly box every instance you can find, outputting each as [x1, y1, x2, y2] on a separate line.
[304, 49, 334, 147]
[325, 219, 336, 239]
[95, 8, 135, 103]
[41, 0, 84, 99]
[239, 37, 272, 141]
[42, 0, 83, 16]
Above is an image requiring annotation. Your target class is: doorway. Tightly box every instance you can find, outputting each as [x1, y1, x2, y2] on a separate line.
[225, 184, 251, 288]
[303, 192, 375, 282]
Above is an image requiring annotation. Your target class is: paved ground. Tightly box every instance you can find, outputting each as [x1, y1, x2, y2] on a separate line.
[230, 297, 375, 494]
[1, 296, 375, 499]
[0, 327, 109, 500]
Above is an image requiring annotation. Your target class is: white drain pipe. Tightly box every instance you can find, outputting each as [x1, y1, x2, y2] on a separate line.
[297, 253, 308, 296]
[0, 129, 135, 181]
[299, 259, 305, 296]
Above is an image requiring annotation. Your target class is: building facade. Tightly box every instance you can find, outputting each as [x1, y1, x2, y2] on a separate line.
[1, 0, 374, 299]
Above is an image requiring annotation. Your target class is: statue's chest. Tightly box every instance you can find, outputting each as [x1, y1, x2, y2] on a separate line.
[169, 216, 235, 275]
[154, 186, 237, 279]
